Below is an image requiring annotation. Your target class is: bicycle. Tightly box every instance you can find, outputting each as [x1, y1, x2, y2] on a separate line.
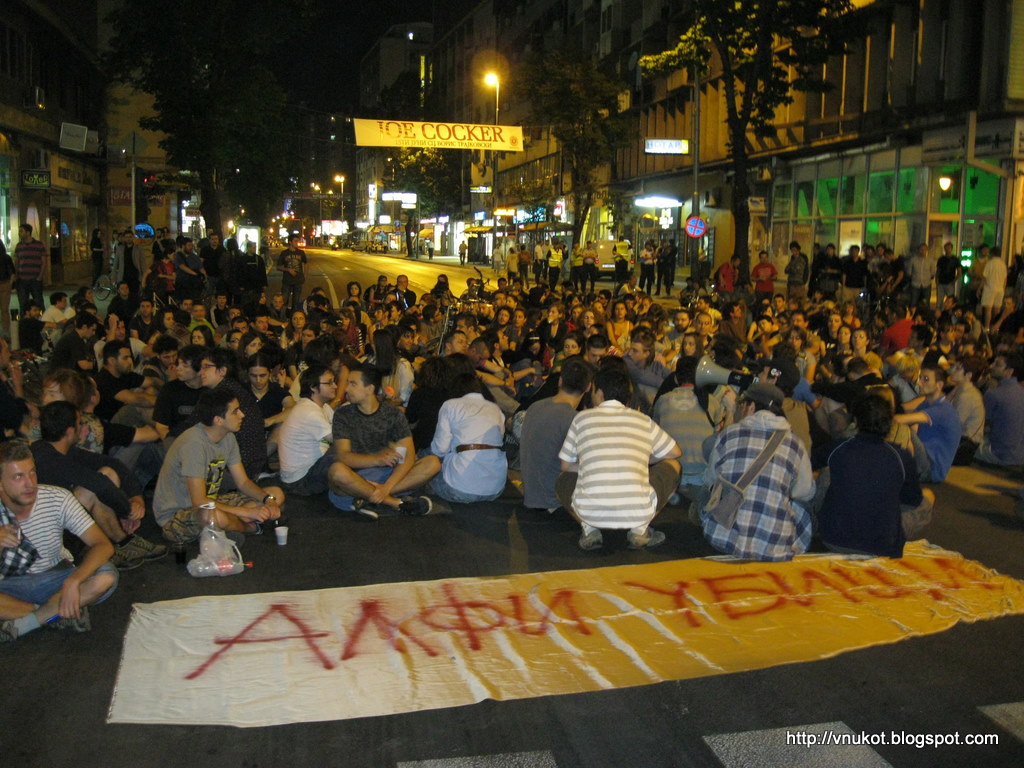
[94, 271, 114, 301]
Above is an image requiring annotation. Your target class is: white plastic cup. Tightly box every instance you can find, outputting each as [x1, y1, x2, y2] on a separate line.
[394, 445, 408, 462]
[275, 526, 289, 546]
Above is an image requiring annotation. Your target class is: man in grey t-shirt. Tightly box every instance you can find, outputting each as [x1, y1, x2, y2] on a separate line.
[520, 357, 593, 512]
[153, 389, 284, 544]
[327, 364, 439, 518]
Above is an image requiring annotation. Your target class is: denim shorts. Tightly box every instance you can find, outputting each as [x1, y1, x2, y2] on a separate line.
[0, 560, 118, 606]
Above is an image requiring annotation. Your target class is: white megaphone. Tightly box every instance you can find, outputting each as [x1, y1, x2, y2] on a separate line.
[695, 355, 754, 390]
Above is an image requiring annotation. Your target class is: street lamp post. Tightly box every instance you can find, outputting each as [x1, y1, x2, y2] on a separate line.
[311, 182, 322, 244]
[485, 72, 500, 268]
[334, 174, 345, 229]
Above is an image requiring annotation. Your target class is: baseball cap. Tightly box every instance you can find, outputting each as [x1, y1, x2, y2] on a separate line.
[743, 381, 786, 412]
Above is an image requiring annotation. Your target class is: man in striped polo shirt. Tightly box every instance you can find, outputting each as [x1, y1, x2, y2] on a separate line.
[0, 440, 118, 642]
[14, 223, 46, 314]
[557, 367, 681, 550]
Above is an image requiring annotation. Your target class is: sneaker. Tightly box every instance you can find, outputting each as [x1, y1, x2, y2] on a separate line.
[47, 606, 91, 633]
[110, 544, 145, 571]
[0, 619, 17, 643]
[127, 534, 168, 561]
[627, 528, 666, 550]
[578, 528, 603, 551]
[399, 496, 433, 516]
[352, 499, 380, 520]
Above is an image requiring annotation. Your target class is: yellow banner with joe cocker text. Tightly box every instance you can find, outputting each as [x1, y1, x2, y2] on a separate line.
[353, 118, 523, 151]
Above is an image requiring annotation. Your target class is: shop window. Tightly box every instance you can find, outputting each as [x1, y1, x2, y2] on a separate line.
[794, 180, 814, 218]
[839, 174, 865, 215]
[815, 219, 837, 248]
[964, 167, 1000, 217]
[864, 218, 894, 248]
[896, 168, 928, 213]
[773, 183, 792, 219]
[867, 171, 894, 213]
[815, 177, 839, 218]
[930, 165, 961, 215]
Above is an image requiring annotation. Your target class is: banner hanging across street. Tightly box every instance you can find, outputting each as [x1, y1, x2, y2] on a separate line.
[353, 118, 524, 151]
[108, 542, 1024, 728]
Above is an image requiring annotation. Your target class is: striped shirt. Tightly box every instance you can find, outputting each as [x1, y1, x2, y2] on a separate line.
[15, 238, 46, 280]
[16, 485, 95, 573]
[559, 399, 678, 529]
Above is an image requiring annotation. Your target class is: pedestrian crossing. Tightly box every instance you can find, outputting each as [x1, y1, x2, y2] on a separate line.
[394, 703, 1024, 768]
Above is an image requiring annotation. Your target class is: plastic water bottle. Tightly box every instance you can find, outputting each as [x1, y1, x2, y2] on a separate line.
[187, 557, 251, 577]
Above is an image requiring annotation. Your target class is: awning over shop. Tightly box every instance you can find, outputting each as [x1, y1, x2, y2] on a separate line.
[521, 221, 551, 231]
[418, 229, 434, 238]
[464, 225, 490, 233]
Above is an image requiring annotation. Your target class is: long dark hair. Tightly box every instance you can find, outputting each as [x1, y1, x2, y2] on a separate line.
[370, 326, 399, 375]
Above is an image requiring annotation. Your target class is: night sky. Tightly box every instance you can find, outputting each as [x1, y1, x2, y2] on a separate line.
[276, 0, 444, 113]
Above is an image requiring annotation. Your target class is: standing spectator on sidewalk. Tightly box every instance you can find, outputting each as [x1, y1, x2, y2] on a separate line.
[277, 234, 307, 311]
[751, 250, 777, 306]
[173, 237, 205, 302]
[14, 224, 45, 314]
[784, 241, 808, 301]
[979, 246, 1008, 331]
[935, 241, 960, 304]
[908, 243, 936, 308]
[0, 241, 15, 338]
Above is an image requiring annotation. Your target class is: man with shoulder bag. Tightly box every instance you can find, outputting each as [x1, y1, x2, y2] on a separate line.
[700, 381, 815, 561]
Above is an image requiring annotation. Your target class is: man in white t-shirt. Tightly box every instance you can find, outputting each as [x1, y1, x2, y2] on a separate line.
[0, 440, 117, 642]
[278, 364, 338, 495]
[980, 246, 1008, 331]
[557, 367, 681, 550]
[41, 291, 76, 330]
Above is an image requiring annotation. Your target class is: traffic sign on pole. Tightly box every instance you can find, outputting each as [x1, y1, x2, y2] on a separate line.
[685, 216, 707, 238]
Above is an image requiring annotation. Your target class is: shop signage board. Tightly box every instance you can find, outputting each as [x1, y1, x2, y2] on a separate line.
[21, 170, 50, 189]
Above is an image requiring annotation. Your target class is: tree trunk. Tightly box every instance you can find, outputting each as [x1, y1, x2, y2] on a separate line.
[730, 137, 752, 279]
[198, 169, 223, 236]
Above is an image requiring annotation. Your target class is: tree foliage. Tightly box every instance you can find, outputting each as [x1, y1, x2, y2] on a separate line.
[104, 0, 316, 234]
[518, 51, 632, 248]
[640, 0, 854, 263]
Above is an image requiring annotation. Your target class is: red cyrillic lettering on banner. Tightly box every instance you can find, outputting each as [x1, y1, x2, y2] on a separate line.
[505, 589, 593, 636]
[763, 571, 814, 607]
[700, 573, 792, 619]
[800, 568, 862, 603]
[622, 581, 704, 627]
[185, 603, 335, 680]
[897, 557, 999, 600]
[341, 599, 441, 661]
[859, 565, 913, 598]
[418, 583, 507, 650]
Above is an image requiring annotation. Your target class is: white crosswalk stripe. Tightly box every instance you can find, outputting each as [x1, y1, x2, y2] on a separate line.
[703, 721, 893, 768]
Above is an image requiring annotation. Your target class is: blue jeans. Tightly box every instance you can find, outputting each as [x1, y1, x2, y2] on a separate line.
[16, 278, 44, 313]
[0, 560, 118, 606]
[328, 466, 410, 511]
[429, 472, 500, 504]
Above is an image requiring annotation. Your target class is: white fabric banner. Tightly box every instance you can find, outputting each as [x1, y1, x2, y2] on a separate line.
[108, 545, 1024, 728]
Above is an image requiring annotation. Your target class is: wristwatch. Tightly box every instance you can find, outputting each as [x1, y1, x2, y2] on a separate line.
[263, 494, 277, 504]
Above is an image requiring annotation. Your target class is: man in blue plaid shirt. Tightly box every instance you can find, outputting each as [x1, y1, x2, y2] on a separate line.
[701, 382, 815, 561]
